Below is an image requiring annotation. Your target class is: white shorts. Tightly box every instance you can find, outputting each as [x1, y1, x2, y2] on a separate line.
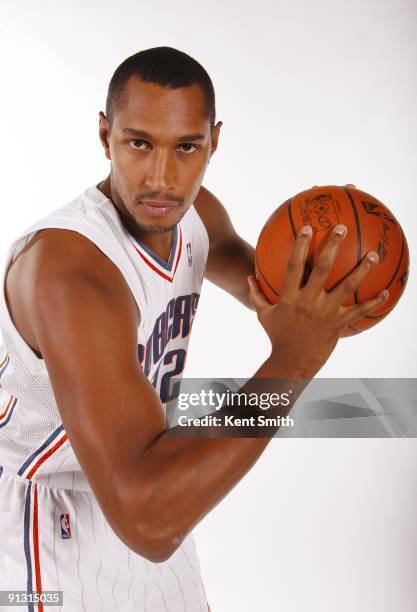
[0, 466, 209, 611]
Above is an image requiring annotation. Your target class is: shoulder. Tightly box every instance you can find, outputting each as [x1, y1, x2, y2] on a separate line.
[6, 229, 139, 349]
[193, 186, 237, 248]
[10, 228, 124, 286]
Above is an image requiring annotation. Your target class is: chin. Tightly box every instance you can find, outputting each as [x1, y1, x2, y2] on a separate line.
[131, 212, 179, 234]
[141, 221, 177, 234]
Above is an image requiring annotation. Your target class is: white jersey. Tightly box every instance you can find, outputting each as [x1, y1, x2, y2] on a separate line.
[0, 185, 210, 611]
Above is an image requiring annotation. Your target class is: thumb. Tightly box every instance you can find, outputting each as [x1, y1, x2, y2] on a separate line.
[247, 275, 271, 311]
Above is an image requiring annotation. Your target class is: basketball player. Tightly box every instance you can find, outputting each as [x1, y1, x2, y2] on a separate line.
[0, 47, 388, 611]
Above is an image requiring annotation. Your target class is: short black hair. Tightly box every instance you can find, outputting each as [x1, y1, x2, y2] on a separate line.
[105, 46, 216, 128]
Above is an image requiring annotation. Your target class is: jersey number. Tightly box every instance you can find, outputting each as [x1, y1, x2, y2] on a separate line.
[151, 349, 186, 403]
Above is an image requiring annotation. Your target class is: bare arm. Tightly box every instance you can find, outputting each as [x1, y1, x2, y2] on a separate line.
[194, 186, 255, 309]
[17, 225, 387, 562]
[17, 230, 287, 562]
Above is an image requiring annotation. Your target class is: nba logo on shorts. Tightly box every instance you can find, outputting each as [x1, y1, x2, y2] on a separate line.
[186, 242, 192, 266]
[60, 513, 71, 539]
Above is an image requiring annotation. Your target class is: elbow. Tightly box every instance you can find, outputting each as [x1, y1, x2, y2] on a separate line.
[110, 517, 178, 563]
[109, 490, 181, 563]
[143, 545, 178, 564]
[131, 528, 179, 563]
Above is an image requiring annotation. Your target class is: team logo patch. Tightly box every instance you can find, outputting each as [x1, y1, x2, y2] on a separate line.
[186, 242, 192, 266]
[60, 513, 71, 539]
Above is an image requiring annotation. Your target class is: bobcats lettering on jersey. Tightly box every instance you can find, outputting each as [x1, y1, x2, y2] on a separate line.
[137, 292, 200, 396]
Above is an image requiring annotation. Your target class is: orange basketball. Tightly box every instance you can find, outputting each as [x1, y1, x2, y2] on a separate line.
[255, 185, 409, 336]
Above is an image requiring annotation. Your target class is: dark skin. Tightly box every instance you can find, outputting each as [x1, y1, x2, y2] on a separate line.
[5, 75, 389, 582]
[97, 76, 255, 309]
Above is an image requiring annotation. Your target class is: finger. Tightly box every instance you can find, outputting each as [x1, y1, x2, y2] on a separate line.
[304, 224, 347, 297]
[338, 289, 389, 328]
[330, 251, 380, 305]
[281, 226, 313, 298]
[247, 276, 273, 312]
[344, 184, 356, 189]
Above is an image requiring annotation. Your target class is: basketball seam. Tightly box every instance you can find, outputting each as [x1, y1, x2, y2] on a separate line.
[364, 308, 393, 320]
[363, 211, 405, 320]
[255, 252, 280, 298]
[385, 227, 405, 291]
[287, 198, 312, 275]
[347, 323, 359, 333]
[287, 198, 296, 239]
[342, 187, 361, 305]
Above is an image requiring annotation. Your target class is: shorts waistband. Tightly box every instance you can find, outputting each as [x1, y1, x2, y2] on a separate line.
[0, 464, 94, 494]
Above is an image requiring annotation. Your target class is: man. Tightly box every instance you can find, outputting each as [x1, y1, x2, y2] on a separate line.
[0, 47, 387, 611]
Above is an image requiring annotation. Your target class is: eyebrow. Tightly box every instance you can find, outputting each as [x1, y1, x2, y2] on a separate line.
[121, 128, 206, 142]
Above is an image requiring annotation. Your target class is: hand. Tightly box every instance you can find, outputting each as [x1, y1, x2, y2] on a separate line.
[248, 224, 389, 377]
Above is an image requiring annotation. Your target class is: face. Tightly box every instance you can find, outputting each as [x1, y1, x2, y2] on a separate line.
[99, 76, 221, 235]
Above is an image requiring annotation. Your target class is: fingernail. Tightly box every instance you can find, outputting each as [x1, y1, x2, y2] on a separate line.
[368, 252, 379, 263]
[334, 224, 347, 236]
[382, 290, 389, 299]
[301, 225, 312, 235]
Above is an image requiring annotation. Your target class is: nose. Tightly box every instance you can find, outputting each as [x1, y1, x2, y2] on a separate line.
[143, 148, 176, 192]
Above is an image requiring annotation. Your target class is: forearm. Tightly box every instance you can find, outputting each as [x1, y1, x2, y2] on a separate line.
[205, 239, 256, 310]
[133, 356, 310, 560]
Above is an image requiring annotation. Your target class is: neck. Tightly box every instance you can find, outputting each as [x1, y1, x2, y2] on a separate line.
[96, 176, 174, 263]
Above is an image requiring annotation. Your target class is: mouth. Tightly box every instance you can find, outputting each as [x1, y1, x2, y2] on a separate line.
[139, 200, 179, 217]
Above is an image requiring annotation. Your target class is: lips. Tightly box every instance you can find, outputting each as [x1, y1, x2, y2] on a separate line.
[141, 200, 177, 207]
[140, 200, 179, 217]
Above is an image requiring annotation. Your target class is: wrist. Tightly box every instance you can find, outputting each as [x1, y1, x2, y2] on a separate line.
[267, 351, 316, 380]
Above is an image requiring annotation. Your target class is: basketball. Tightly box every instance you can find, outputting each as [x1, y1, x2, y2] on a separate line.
[255, 185, 409, 336]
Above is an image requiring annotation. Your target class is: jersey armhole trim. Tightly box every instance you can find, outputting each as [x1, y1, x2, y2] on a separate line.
[188, 204, 210, 253]
[0, 220, 145, 373]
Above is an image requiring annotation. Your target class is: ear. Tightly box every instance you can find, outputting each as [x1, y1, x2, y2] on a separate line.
[99, 111, 111, 161]
[209, 121, 222, 158]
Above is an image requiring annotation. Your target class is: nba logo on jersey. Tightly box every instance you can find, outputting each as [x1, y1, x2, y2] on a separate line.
[60, 513, 71, 539]
[186, 242, 192, 266]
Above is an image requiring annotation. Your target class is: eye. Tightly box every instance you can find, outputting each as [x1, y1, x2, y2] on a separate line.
[178, 143, 198, 154]
[128, 139, 149, 150]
